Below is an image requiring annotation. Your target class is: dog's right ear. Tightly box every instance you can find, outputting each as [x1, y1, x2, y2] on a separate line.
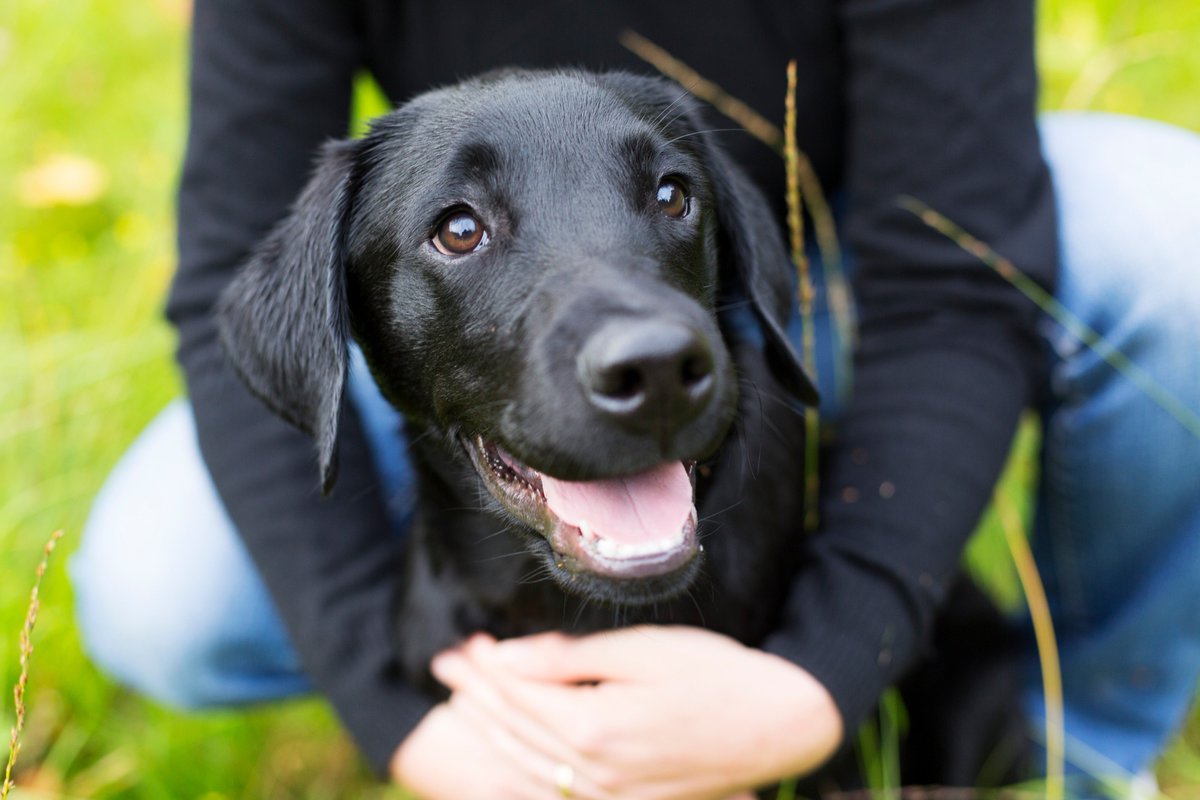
[217, 138, 361, 494]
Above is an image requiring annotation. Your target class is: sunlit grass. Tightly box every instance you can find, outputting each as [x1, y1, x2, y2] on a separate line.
[1, 0, 1197, 796]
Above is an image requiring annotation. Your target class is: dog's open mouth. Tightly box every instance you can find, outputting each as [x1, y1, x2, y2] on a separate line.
[464, 435, 699, 580]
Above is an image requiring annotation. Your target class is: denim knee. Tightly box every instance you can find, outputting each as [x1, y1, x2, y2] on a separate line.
[1028, 113, 1200, 774]
[1038, 113, 1200, 616]
[1041, 112, 1200, 404]
[71, 401, 309, 708]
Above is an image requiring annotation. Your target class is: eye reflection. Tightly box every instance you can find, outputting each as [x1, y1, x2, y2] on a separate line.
[656, 179, 688, 218]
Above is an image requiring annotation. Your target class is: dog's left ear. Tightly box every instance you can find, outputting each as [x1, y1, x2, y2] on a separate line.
[217, 139, 361, 493]
[698, 135, 820, 406]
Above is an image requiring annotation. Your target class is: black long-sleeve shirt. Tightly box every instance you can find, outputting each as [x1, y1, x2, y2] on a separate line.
[169, 0, 1057, 775]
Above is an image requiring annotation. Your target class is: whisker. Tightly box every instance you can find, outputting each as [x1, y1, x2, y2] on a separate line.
[700, 497, 745, 521]
[696, 522, 726, 543]
[473, 549, 533, 565]
[735, 379, 805, 417]
[685, 587, 707, 627]
[715, 299, 752, 313]
[473, 526, 518, 544]
[517, 564, 553, 585]
[649, 77, 701, 129]
[664, 127, 747, 145]
[571, 596, 592, 629]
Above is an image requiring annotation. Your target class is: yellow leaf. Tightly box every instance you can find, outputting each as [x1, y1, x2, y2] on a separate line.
[16, 154, 109, 208]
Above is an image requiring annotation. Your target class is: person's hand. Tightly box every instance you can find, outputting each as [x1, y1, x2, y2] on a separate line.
[430, 626, 844, 800]
[392, 700, 567, 799]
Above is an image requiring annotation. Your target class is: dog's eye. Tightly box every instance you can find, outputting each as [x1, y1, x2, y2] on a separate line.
[433, 211, 487, 255]
[656, 179, 689, 219]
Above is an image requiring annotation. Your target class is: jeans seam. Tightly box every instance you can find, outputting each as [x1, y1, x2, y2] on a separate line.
[1042, 344, 1092, 633]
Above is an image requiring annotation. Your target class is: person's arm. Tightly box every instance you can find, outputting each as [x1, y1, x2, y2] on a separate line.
[762, 0, 1058, 733]
[169, 0, 433, 773]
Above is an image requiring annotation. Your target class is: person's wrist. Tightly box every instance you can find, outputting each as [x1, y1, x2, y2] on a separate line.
[756, 649, 844, 779]
[388, 703, 444, 784]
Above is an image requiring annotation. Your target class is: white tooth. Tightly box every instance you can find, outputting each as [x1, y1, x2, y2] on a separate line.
[591, 525, 687, 560]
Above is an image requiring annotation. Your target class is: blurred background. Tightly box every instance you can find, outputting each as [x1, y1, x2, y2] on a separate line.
[1, 0, 1198, 797]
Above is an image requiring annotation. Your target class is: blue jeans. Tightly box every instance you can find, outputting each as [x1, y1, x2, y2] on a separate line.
[71, 113, 1200, 779]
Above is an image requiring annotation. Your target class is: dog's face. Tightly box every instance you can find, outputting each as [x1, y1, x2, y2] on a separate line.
[219, 71, 816, 603]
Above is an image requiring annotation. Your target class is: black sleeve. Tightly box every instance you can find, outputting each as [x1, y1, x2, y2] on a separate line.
[168, 0, 432, 774]
[762, 0, 1058, 734]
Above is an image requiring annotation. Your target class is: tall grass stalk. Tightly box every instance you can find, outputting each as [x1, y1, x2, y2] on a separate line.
[784, 60, 821, 533]
[619, 29, 782, 150]
[619, 31, 855, 397]
[900, 196, 1200, 440]
[995, 491, 1064, 800]
[2, 529, 64, 800]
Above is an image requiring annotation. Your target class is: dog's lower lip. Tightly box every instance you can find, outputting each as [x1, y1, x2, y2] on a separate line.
[466, 435, 700, 578]
[559, 508, 699, 579]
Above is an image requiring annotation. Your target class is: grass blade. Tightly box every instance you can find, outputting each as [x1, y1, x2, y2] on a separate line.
[995, 491, 1064, 800]
[2, 529, 64, 799]
[899, 196, 1200, 440]
[784, 60, 822, 533]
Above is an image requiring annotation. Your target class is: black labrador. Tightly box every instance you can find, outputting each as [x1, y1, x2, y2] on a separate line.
[218, 70, 1025, 789]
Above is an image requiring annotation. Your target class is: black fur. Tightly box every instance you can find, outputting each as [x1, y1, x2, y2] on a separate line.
[220, 70, 816, 606]
[219, 70, 1026, 788]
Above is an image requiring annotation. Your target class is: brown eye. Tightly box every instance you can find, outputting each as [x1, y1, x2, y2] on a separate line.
[656, 179, 688, 218]
[434, 210, 487, 255]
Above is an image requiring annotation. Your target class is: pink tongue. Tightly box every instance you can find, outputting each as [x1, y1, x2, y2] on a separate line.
[541, 462, 693, 544]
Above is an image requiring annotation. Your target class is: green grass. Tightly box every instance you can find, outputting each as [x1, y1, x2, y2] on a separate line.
[1, 1, 1197, 796]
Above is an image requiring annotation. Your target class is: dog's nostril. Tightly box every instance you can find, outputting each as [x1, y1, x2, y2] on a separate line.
[609, 367, 644, 400]
[681, 354, 712, 389]
[591, 364, 645, 402]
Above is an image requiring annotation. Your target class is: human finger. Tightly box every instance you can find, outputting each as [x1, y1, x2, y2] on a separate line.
[486, 625, 679, 682]
[433, 646, 593, 767]
[459, 640, 644, 766]
[451, 692, 619, 800]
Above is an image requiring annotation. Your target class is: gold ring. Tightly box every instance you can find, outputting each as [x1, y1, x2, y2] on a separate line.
[554, 763, 575, 798]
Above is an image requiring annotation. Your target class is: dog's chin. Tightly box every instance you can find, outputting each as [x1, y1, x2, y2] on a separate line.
[462, 434, 703, 604]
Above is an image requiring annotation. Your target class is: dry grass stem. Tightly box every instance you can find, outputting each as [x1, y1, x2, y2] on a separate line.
[2, 529, 64, 800]
[619, 30, 854, 391]
[784, 60, 821, 533]
[995, 491, 1064, 800]
[900, 196, 1200, 440]
[620, 29, 783, 150]
[1062, 32, 1186, 110]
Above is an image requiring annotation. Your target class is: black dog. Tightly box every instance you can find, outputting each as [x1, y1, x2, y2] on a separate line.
[218, 70, 1025, 788]
[219, 68, 815, 664]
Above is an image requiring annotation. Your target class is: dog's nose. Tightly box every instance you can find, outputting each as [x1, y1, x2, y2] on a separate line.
[577, 319, 716, 434]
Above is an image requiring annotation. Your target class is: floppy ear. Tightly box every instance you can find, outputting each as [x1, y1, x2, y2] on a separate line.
[217, 139, 360, 493]
[698, 137, 820, 406]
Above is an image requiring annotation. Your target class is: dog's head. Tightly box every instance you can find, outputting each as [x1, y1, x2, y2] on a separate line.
[219, 70, 816, 602]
